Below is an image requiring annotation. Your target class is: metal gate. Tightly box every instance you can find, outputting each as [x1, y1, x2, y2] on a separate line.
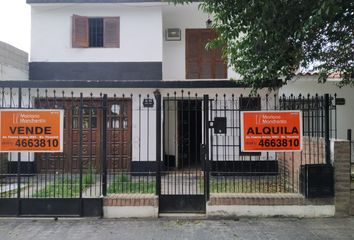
[348, 129, 354, 215]
[0, 89, 132, 217]
[157, 93, 208, 213]
[0, 86, 338, 216]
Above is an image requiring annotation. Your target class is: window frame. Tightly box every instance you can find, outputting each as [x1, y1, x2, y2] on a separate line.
[72, 15, 120, 49]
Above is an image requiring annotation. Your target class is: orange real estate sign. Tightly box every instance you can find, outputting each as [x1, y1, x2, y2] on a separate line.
[240, 111, 302, 152]
[0, 109, 64, 152]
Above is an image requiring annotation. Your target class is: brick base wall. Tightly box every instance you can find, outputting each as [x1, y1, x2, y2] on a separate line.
[277, 137, 325, 191]
[103, 194, 158, 207]
[209, 193, 333, 206]
[333, 140, 351, 216]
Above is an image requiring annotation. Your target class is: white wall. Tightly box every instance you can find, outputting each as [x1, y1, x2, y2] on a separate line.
[30, 3, 241, 80]
[162, 3, 239, 80]
[31, 4, 163, 62]
[280, 76, 354, 140]
[0, 64, 28, 80]
[0, 41, 28, 80]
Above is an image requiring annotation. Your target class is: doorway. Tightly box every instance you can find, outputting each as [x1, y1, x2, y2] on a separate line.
[177, 100, 202, 169]
[161, 99, 205, 213]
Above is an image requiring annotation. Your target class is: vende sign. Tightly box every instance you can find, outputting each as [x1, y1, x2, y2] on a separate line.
[241, 111, 302, 152]
[0, 109, 64, 152]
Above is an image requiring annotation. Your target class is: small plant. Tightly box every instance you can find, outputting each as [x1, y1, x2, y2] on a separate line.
[200, 174, 294, 193]
[33, 177, 80, 198]
[33, 172, 96, 198]
[83, 174, 93, 186]
[107, 172, 155, 194]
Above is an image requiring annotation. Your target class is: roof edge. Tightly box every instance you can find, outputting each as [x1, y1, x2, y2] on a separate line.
[0, 80, 281, 89]
[27, 0, 163, 3]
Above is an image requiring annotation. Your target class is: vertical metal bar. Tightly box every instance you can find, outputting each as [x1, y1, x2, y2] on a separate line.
[195, 93, 198, 194]
[215, 94, 219, 192]
[146, 94, 150, 192]
[79, 93, 84, 216]
[70, 92, 74, 198]
[26, 88, 31, 199]
[155, 91, 162, 196]
[223, 94, 227, 193]
[166, 94, 170, 194]
[188, 92, 191, 194]
[174, 92, 177, 195]
[231, 94, 236, 192]
[334, 94, 337, 139]
[347, 129, 352, 142]
[181, 90, 184, 194]
[120, 95, 125, 193]
[61, 91, 66, 198]
[17, 87, 22, 216]
[347, 129, 352, 164]
[324, 94, 331, 165]
[102, 94, 108, 196]
[112, 94, 116, 193]
[138, 94, 141, 191]
[89, 93, 93, 197]
[53, 90, 57, 198]
[203, 94, 210, 201]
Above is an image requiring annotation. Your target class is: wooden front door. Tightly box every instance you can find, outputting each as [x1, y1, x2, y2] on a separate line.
[35, 98, 132, 173]
[106, 99, 132, 171]
[186, 29, 227, 79]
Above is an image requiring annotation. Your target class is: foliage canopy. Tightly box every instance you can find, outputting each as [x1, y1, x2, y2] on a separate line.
[171, 0, 354, 88]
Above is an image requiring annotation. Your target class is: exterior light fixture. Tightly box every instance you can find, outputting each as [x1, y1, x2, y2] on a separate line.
[206, 18, 212, 28]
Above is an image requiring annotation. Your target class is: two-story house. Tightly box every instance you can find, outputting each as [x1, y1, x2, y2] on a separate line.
[26, 0, 276, 176]
[0, 0, 342, 217]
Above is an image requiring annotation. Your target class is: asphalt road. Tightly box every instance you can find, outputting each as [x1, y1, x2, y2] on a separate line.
[0, 217, 353, 240]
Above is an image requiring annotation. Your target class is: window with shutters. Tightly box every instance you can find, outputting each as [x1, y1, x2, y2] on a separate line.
[72, 15, 120, 48]
[186, 29, 227, 79]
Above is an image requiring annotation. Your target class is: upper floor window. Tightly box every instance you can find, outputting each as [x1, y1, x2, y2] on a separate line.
[72, 15, 120, 48]
[185, 29, 227, 79]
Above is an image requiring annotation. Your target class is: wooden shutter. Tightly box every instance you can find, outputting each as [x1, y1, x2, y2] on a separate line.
[186, 29, 227, 79]
[104, 17, 120, 48]
[186, 29, 200, 79]
[72, 15, 89, 48]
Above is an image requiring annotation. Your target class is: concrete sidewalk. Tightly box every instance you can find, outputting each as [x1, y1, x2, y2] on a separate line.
[0, 217, 353, 240]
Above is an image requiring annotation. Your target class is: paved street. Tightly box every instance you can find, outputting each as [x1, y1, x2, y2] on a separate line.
[0, 217, 353, 240]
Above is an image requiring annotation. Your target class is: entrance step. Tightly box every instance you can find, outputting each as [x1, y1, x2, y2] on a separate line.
[159, 213, 206, 219]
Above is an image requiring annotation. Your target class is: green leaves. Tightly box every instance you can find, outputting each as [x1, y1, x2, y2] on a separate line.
[171, 0, 354, 89]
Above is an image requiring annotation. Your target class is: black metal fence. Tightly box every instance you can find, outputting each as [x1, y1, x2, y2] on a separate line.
[0, 87, 338, 216]
[206, 93, 336, 194]
[0, 88, 158, 216]
[348, 129, 354, 191]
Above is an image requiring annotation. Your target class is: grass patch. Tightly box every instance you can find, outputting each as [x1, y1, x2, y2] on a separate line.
[202, 175, 294, 193]
[0, 188, 17, 198]
[107, 173, 155, 194]
[33, 173, 95, 198]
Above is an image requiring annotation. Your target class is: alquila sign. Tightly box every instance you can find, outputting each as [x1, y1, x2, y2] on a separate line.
[241, 111, 302, 152]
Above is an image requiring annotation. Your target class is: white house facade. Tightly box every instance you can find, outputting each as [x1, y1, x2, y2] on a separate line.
[0, 0, 343, 217]
[24, 0, 276, 175]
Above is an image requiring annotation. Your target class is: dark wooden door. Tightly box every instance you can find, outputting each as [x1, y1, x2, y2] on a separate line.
[186, 29, 227, 79]
[35, 98, 132, 173]
[106, 99, 132, 171]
